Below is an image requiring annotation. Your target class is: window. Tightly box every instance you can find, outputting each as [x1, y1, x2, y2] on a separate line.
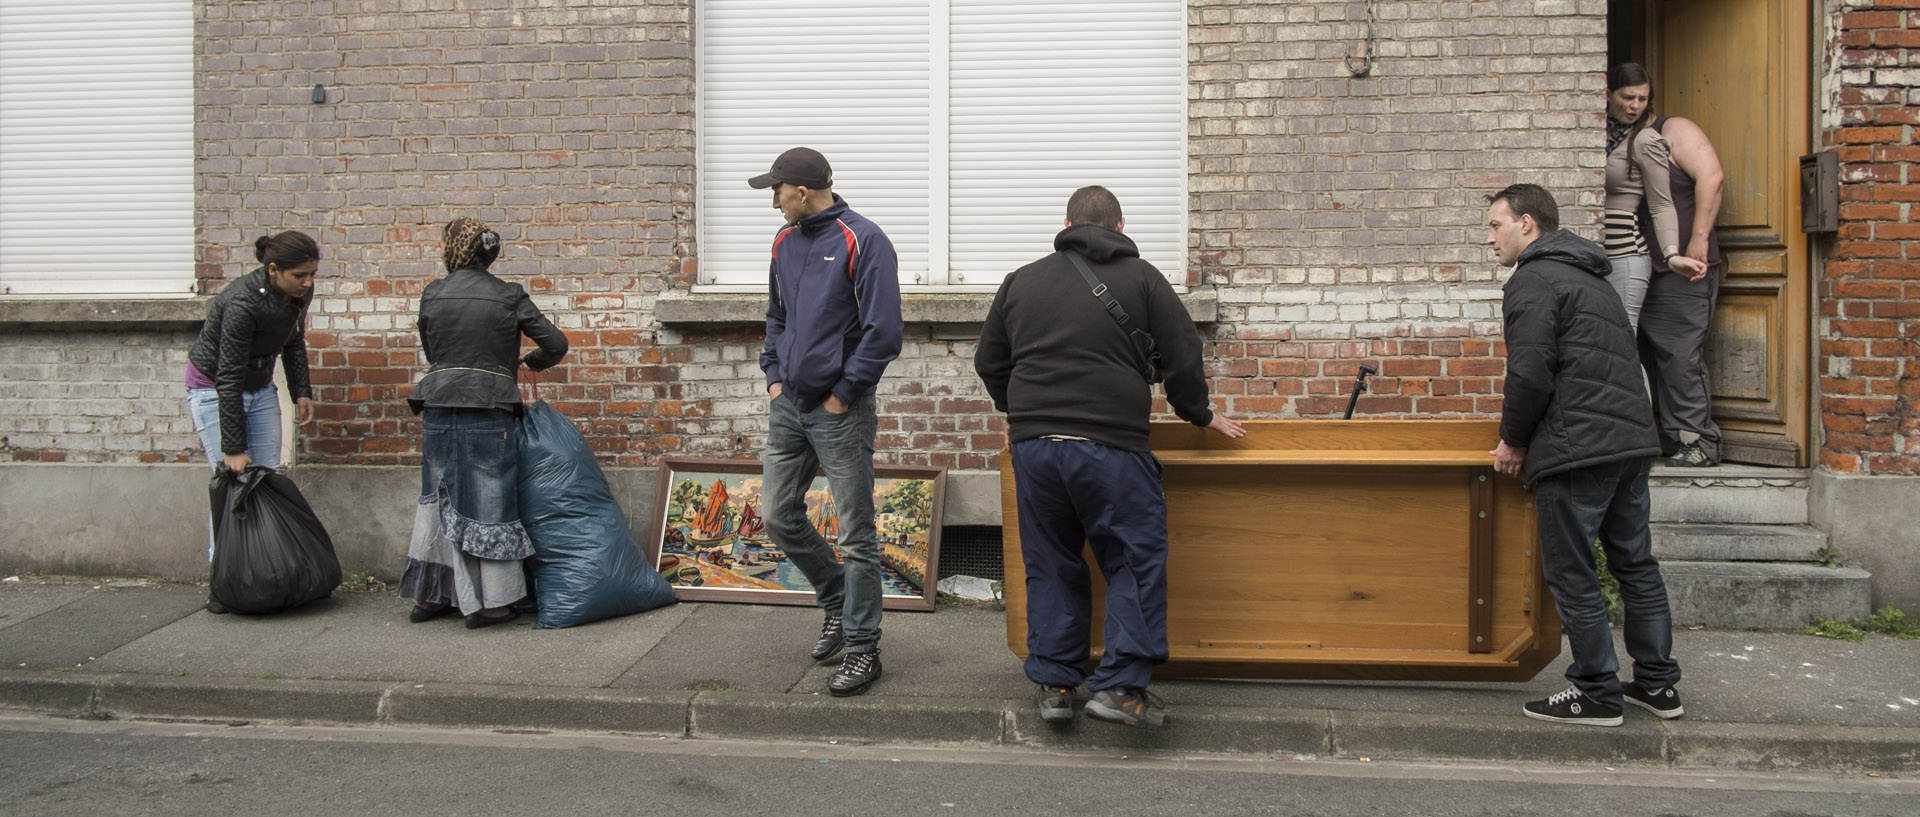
[0, 0, 195, 298]
[695, 0, 1186, 290]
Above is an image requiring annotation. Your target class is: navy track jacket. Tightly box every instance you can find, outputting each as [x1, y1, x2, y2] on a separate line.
[760, 195, 903, 411]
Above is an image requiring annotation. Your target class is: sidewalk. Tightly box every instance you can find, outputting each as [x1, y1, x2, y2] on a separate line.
[1, 579, 1915, 773]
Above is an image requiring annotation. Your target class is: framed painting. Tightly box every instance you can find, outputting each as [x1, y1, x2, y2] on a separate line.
[648, 457, 946, 612]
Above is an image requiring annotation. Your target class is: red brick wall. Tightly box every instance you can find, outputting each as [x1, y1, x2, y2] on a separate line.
[1822, 0, 1920, 475]
[1199, 338, 1508, 419]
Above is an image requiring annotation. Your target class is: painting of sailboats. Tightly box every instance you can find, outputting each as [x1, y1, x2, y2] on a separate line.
[648, 458, 946, 611]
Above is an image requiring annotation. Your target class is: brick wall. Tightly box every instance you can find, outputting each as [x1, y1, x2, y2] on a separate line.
[9, 1, 1609, 468]
[1186, 0, 1606, 419]
[1822, 0, 1920, 475]
[0, 331, 202, 463]
[197, 0, 700, 466]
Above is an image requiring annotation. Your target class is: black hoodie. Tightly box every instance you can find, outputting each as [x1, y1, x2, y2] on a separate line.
[1499, 230, 1660, 485]
[974, 224, 1215, 452]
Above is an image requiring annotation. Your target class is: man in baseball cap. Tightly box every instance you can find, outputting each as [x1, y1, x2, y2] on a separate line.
[748, 146, 834, 191]
[751, 146, 902, 699]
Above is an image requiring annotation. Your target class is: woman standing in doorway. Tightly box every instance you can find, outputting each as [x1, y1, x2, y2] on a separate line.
[398, 218, 568, 628]
[1604, 63, 1705, 332]
[186, 232, 320, 614]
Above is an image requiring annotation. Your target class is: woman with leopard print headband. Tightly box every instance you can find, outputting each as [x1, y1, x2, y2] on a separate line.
[399, 218, 569, 629]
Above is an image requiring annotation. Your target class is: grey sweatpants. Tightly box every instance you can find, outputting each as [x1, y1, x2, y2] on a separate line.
[1638, 263, 1722, 461]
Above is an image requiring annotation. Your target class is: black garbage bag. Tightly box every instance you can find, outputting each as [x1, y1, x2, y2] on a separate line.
[516, 400, 677, 628]
[208, 465, 342, 613]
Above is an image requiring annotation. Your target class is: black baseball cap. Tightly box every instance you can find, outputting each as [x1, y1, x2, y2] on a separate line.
[747, 147, 833, 190]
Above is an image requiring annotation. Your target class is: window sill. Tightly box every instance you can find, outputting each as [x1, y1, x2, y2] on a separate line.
[654, 289, 1219, 327]
[0, 298, 208, 332]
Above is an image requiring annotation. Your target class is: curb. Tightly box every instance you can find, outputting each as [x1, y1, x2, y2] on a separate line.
[387, 684, 693, 735]
[692, 691, 1007, 745]
[4, 671, 1916, 773]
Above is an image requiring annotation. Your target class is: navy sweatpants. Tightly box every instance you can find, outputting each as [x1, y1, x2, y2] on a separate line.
[1012, 437, 1169, 693]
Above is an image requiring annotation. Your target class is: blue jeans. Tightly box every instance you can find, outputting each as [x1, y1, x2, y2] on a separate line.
[419, 407, 522, 536]
[1534, 456, 1680, 708]
[398, 407, 530, 614]
[187, 386, 282, 471]
[763, 391, 882, 653]
[1012, 438, 1169, 693]
[189, 385, 282, 562]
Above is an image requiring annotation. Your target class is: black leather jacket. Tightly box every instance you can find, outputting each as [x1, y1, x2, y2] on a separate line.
[1499, 230, 1661, 485]
[407, 267, 567, 415]
[187, 267, 313, 454]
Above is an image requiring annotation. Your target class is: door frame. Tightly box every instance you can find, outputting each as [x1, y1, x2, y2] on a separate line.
[1609, 0, 1816, 468]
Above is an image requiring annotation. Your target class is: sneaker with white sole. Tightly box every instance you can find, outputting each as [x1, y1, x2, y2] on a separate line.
[1623, 681, 1684, 719]
[1523, 686, 1623, 727]
[1665, 442, 1716, 467]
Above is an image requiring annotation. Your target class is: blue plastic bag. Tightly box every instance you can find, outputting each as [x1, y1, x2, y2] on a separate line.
[516, 400, 676, 628]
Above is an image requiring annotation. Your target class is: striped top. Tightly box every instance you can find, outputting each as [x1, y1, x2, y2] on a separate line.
[1603, 126, 1682, 261]
[1602, 209, 1648, 259]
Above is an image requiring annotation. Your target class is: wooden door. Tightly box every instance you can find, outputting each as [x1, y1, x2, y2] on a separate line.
[1652, 0, 1811, 466]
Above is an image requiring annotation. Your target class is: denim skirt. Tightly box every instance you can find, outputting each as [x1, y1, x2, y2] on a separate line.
[398, 407, 530, 614]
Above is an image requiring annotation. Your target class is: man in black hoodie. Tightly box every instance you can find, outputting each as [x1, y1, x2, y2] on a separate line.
[976, 186, 1244, 729]
[1487, 183, 1684, 727]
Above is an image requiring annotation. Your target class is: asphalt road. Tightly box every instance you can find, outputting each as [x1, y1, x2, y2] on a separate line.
[1, 716, 1914, 817]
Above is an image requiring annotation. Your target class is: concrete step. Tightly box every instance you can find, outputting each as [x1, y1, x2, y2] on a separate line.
[1650, 464, 1809, 525]
[1661, 561, 1872, 630]
[1650, 522, 1829, 562]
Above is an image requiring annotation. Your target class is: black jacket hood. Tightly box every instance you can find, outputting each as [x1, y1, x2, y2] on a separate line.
[1515, 229, 1611, 278]
[1054, 223, 1139, 263]
[1499, 229, 1659, 485]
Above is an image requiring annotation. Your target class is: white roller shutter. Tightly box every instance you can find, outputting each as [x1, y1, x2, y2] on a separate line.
[948, 0, 1186, 286]
[696, 0, 1184, 289]
[0, 0, 195, 298]
[697, 1, 934, 288]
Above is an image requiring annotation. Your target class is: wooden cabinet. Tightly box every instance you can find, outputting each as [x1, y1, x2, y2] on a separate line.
[999, 420, 1561, 681]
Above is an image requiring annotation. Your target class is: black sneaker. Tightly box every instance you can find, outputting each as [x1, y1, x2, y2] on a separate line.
[1085, 688, 1170, 728]
[1523, 686, 1623, 727]
[828, 650, 881, 697]
[1036, 684, 1076, 723]
[1666, 443, 1716, 467]
[205, 598, 230, 615]
[1623, 681, 1685, 719]
[810, 614, 845, 662]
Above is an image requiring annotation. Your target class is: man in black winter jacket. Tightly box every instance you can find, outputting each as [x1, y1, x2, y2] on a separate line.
[976, 186, 1244, 729]
[1487, 183, 1684, 727]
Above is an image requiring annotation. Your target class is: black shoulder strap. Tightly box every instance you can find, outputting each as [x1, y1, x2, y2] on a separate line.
[1061, 251, 1163, 384]
[1063, 250, 1134, 329]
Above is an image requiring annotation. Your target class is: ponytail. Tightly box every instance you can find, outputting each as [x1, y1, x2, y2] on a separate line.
[253, 231, 320, 271]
